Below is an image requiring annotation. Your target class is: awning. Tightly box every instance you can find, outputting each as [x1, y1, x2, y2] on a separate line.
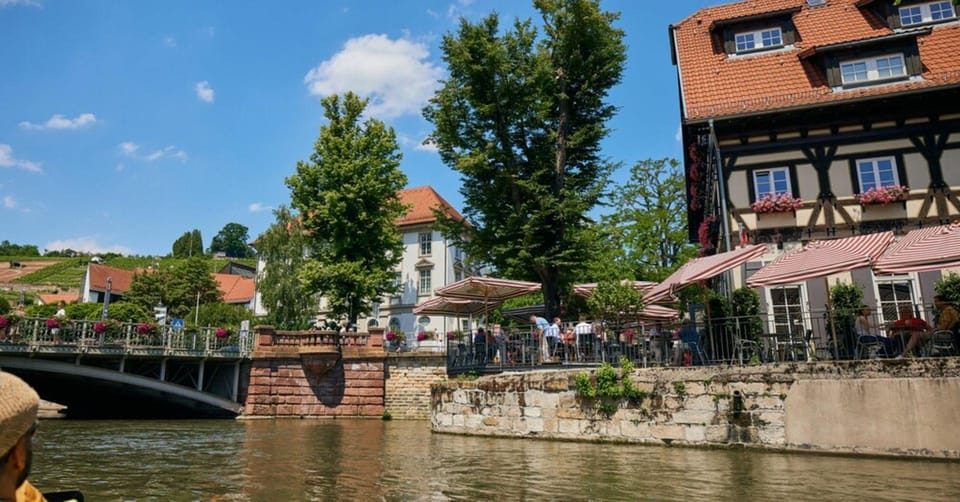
[645, 244, 769, 304]
[434, 276, 541, 302]
[747, 231, 894, 287]
[412, 296, 491, 317]
[572, 280, 657, 298]
[499, 303, 678, 323]
[874, 222, 960, 274]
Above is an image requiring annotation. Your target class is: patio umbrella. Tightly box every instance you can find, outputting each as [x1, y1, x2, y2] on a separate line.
[874, 222, 960, 274]
[572, 281, 657, 298]
[499, 303, 678, 323]
[412, 296, 491, 317]
[435, 276, 542, 323]
[745, 231, 894, 360]
[644, 244, 769, 304]
[746, 231, 894, 287]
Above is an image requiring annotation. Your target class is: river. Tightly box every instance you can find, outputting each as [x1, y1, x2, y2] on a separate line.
[30, 419, 959, 501]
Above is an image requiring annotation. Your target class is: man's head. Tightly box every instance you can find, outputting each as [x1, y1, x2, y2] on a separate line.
[529, 315, 537, 324]
[899, 305, 915, 319]
[934, 295, 949, 308]
[0, 371, 39, 495]
[552, 317, 561, 325]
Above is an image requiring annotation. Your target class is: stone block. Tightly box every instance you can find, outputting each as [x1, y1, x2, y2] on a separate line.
[558, 418, 580, 435]
[619, 419, 652, 439]
[704, 425, 729, 443]
[758, 426, 785, 445]
[650, 423, 686, 440]
[756, 411, 784, 428]
[684, 394, 716, 411]
[523, 407, 542, 418]
[481, 416, 499, 427]
[525, 417, 545, 432]
[685, 425, 706, 442]
[672, 409, 716, 425]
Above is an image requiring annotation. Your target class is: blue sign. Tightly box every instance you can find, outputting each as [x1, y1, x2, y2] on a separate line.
[171, 318, 184, 329]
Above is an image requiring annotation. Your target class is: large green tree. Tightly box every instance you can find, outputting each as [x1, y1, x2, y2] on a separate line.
[285, 92, 408, 325]
[209, 223, 254, 258]
[254, 205, 316, 329]
[171, 229, 204, 258]
[600, 158, 697, 281]
[424, 0, 626, 320]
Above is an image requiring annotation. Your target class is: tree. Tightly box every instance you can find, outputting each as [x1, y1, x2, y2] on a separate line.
[171, 229, 204, 258]
[586, 280, 644, 335]
[0, 240, 40, 256]
[254, 205, 317, 329]
[285, 92, 408, 325]
[209, 223, 254, 258]
[424, 0, 626, 320]
[124, 257, 222, 319]
[601, 158, 697, 281]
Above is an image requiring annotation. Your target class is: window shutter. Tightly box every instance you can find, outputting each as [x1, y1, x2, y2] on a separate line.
[904, 44, 922, 75]
[723, 29, 736, 54]
[886, 4, 902, 29]
[824, 56, 841, 87]
[782, 21, 797, 45]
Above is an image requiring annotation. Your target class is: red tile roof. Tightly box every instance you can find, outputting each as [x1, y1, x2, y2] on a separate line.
[87, 264, 135, 293]
[38, 293, 80, 305]
[395, 186, 466, 227]
[213, 273, 256, 304]
[673, 0, 960, 121]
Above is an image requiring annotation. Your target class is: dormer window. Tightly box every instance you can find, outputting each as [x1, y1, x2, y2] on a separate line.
[840, 53, 906, 85]
[899, 1, 956, 27]
[735, 27, 783, 53]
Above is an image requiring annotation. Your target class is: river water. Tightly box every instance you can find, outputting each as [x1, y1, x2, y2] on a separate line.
[30, 419, 959, 501]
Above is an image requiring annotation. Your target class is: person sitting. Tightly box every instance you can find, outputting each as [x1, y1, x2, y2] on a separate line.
[0, 371, 47, 502]
[473, 328, 487, 365]
[854, 305, 894, 357]
[888, 305, 929, 357]
[674, 319, 700, 366]
[900, 295, 959, 358]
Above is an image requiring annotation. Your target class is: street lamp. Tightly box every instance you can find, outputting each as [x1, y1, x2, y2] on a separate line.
[101, 277, 112, 320]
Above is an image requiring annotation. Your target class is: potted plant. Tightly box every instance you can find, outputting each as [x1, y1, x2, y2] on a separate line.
[385, 330, 405, 351]
[855, 185, 908, 206]
[751, 193, 803, 214]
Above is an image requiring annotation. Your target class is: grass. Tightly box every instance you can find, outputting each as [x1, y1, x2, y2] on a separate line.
[8, 258, 87, 289]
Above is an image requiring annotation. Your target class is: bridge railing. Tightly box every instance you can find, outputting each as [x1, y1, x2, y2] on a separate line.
[0, 317, 251, 357]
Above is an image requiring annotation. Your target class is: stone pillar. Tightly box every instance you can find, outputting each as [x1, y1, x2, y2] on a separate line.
[367, 327, 384, 349]
[254, 325, 275, 349]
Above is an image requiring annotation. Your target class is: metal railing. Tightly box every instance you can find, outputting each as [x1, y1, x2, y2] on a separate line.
[0, 317, 251, 358]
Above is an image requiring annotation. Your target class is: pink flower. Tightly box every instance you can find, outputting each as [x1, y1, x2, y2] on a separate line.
[752, 194, 803, 213]
[385, 331, 396, 341]
[215, 327, 229, 338]
[46, 318, 58, 329]
[94, 321, 107, 334]
[136, 322, 155, 335]
[417, 332, 427, 342]
[855, 185, 908, 205]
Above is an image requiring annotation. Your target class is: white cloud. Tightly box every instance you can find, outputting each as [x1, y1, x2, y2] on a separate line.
[117, 142, 186, 162]
[3, 196, 15, 209]
[0, 0, 42, 8]
[415, 138, 439, 153]
[304, 34, 444, 119]
[446, 0, 475, 20]
[248, 202, 271, 213]
[195, 81, 215, 103]
[675, 125, 682, 143]
[19, 113, 97, 131]
[0, 144, 42, 173]
[118, 142, 139, 156]
[44, 237, 133, 256]
[163, 36, 176, 47]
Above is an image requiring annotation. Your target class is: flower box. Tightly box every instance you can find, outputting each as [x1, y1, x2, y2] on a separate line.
[860, 201, 906, 222]
[855, 186, 908, 206]
[752, 194, 803, 214]
[756, 210, 797, 230]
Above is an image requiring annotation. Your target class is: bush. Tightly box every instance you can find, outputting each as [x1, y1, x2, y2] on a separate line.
[0, 297, 9, 315]
[190, 301, 256, 329]
[935, 273, 960, 305]
[104, 302, 151, 323]
[65, 302, 103, 320]
[830, 282, 863, 357]
[25, 304, 57, 318]
[730, 287, 762, 342]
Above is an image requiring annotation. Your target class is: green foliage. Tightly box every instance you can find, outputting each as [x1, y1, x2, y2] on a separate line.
[209, 223, 254, 258]
[673, 381, 686, 396]
[0, 297, 9, 315]
[424, 0, 626, 320]
[574, 357, 646, 418]
[830, 282, 863, 342]
[172, 229, 204, 258]
[730, 287, 763, 343]
[25, 304, 57, 318]
[0, 240, 40, 256]
[935, 272, 960, 305]
[190, 302, 255, 329]
[600, 158, 696, 281]
[104, 302, 151, 323]
[456, 371, 480, 382]
[65, 302, 103, 320]
[254, 206, 317, 329]
[124, 257, 222, 319]
[381, 410, 393, 421]
[286, 92, 408, 324]
[586, 280, 643, 333]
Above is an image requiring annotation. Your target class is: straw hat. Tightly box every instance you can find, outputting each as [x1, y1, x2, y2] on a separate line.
[0, 371, 39, 456]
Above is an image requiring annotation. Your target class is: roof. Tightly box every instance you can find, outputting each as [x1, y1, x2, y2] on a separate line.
[38, 293, 80, 305]
[86, 264, 135, 293]
[672, 0, 960, 121]
[212, 273, 256, 304]
[395, 186, 466, 227]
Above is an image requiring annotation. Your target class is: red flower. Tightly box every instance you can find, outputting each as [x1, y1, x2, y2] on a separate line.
[385, 331, 396, 341]
[94, 321, 107, 334]
[855, 185, 908, 205]
[46, 318, 59, 329]
[751, 194, 803, 214]
[136, 322, 155, 335]
[215, 327, 229, 338]
[0, 316, 8, 329]
[417, 332, 427, 342]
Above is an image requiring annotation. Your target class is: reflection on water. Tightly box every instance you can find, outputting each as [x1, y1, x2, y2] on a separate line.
[31, 419, 960, 501]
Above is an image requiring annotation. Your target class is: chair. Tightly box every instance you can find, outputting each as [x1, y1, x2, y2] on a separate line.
[925, 330, 957, 357]
[735, 338, 763, 365]
[854, 335, 888, 359]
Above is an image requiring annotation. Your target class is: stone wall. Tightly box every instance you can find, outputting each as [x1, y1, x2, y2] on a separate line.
[431, 359, 960, 459]
[384, 353, 448, 419]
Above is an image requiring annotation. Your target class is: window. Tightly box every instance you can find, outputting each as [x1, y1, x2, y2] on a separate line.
[857, 157, 900, 192]
[735, 27, 783, 53]
[418, 232, 432, 256]
[454, 269, 463, 282]
[753, 167, 791, 199]
[840, 54, 905, 85]
[418, 269, 431, 295]
[874, 275, 920, 325]
[899, 1, 955, 26]
[768, 285, 807, 335]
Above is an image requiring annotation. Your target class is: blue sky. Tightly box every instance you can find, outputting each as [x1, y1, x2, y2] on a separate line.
[1, 0, 715, 256]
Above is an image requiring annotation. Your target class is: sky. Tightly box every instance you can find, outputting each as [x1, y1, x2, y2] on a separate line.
[1, 0, 717, 256]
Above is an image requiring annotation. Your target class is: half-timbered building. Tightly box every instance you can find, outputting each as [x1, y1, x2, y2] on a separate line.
[671, 0, 960, 326]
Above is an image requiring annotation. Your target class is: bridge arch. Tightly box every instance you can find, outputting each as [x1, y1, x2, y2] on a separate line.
[0, 357, 242, 418]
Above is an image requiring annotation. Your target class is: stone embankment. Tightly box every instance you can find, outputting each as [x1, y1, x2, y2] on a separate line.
[431, 359, 960, 459]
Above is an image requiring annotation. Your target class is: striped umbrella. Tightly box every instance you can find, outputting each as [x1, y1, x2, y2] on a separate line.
[412, 296, 491, 317]
[572, 281, 657, 298]
[645, 244, 768, 304]
[434, 276, 541, 302]
[747, 231, 894, 287]
[875, 222, 960, 274]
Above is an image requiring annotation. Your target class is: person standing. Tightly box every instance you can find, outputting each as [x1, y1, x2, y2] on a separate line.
[543, 317, 561, 361]
[529, 315, 549, 362]
[0, 371, 47, 502]
[573, 316, 593, 361]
